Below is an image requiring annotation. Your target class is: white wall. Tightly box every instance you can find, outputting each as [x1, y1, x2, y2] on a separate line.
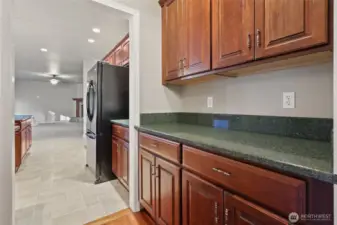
[15, 80, 80, 123]
[138, 4, 181, 113]
[0, 0, 15, 223]
[180, 62, 333, 118]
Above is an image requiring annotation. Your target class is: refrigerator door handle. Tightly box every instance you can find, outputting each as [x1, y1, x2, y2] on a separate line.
[86, 131, 96, 139]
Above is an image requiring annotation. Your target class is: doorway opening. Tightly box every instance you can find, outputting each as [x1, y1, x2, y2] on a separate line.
[12, 0, 140, 224]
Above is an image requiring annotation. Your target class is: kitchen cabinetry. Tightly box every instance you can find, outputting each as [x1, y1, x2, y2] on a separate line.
[139, 149, 156, 218]
[138, 131, 328, 225]
[111, 124, 129, 189]
[15, 118, 32, 172]
[122, 39, 129, 65]
[139, 134, 181, 225]
[255, 0, 328, 59]
[212, 0, 254, 69]
[227, 195, 288, 225]
[182, 170, 224, 225]
[162, 0, 182, 80]
[115, 46, 123, 66]
[160, 0, 331, 85]
[104, 34, 129, 67]
[162, 0, 211, 82]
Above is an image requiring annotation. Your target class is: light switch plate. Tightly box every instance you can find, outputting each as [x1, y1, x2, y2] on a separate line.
[283, 92, 295, 109]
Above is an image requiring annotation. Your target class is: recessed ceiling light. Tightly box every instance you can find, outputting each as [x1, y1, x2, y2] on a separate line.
[92, 28, 100, 33]
[40, 48, 48, 52]
[88, 39, 95, 43]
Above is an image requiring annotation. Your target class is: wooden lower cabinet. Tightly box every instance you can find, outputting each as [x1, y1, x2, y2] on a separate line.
[119, 140, 129, 188]
[112, 137, 119, 176]
[139, 132, 331, 225]
[227, 195, 288, 225]
[111, 124, 129, 189]
[139, 149, 181, 225]
[156, 157, 180, 225]
[182, 170, 223, 225]
[139, 149, 156, 218]
[15, 119, 32, 172]
[182, 169, 289, 225]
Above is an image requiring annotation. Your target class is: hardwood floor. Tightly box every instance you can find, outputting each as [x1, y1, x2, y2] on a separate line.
[85, 209, 155, 225]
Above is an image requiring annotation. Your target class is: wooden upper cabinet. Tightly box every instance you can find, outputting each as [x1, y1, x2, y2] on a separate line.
[227, 195, 288, 225]
[182, 0, 211, 75]
[115, 46, 123, 66]
[182, 170, 224, 225]
[255, 0, 328, 59]
[110, 52, 116, 65]
[162, 0, 183, 81]
[155, 157, 180, 225]
[139, 149, 156, 218]
[122, 39, 130, 65]
[112, 137, 119, 176]
[212, 0, 255, 69]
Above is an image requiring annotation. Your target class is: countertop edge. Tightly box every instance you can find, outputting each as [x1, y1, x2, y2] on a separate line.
[135, 125, 334, 184]
[110, 120, 129, 128]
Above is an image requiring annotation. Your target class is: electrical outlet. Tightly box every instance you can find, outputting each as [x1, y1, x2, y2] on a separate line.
[207, 97, 213, 108]
[283, 92, 295, 109]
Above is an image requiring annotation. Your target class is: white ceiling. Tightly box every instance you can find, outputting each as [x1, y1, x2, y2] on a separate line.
[13, 0, 129, 83]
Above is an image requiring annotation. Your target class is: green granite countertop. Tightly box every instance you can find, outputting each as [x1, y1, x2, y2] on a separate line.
[110, 119, 129, 128]
[136, 123, 333, 183]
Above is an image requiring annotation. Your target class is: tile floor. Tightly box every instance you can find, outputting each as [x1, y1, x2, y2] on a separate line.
[15, 122, 128, 225]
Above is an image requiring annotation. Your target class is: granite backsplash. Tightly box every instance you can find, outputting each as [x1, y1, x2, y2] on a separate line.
[141, 113, 333, 142]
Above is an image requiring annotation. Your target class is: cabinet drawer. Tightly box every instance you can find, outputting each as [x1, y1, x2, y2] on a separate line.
[183, 146, 306, 217]
[112, 125, 129, 141]
[139, 133, 180, 164]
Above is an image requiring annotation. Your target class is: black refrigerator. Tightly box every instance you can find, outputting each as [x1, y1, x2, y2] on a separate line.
[86, 61, 129, 184]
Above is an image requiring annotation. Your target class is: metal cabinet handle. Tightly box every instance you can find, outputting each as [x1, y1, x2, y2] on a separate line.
[178, 59, 183, 70]
[225, 208, 229, 225]
[151, 164, 156, 176]
[214, 202, 219, 224]
[247, 33, 252, 49]
[256, 29, 261, 47]
[212, 168, 231, 176]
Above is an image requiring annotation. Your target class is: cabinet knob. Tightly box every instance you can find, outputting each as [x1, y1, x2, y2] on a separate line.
[256, 29, 261, 47]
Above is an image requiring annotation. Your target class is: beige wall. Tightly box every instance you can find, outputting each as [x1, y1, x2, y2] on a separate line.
[180, 62, 333, 118]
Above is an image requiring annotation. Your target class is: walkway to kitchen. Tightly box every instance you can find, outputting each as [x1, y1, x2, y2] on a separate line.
[15, 122, 128, 225]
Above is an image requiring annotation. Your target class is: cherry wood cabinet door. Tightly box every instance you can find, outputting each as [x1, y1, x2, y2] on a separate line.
[255, 0, 328, 59]
[162, 0, 183, 81]
[182, 170, 224, 225]
[21, 129, 26, 158]
[122, 39, 129, 65]
[120, 140, 129, 188]
[115, 46, 123, 66]
[155, 157, 180, 225]
[227, 195, 288, 225]
[112, 137, 119, 176]
[212, 0, 254, 69]
[110, 52, 116, 65]
[139, 149, 156, 219]
[182, 0, 211, 75]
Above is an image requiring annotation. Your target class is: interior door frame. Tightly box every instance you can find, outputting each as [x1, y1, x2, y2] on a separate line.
[92, 0, 141, 212]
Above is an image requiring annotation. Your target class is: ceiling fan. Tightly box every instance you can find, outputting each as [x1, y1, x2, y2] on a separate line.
[50, 75, 59, 85]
